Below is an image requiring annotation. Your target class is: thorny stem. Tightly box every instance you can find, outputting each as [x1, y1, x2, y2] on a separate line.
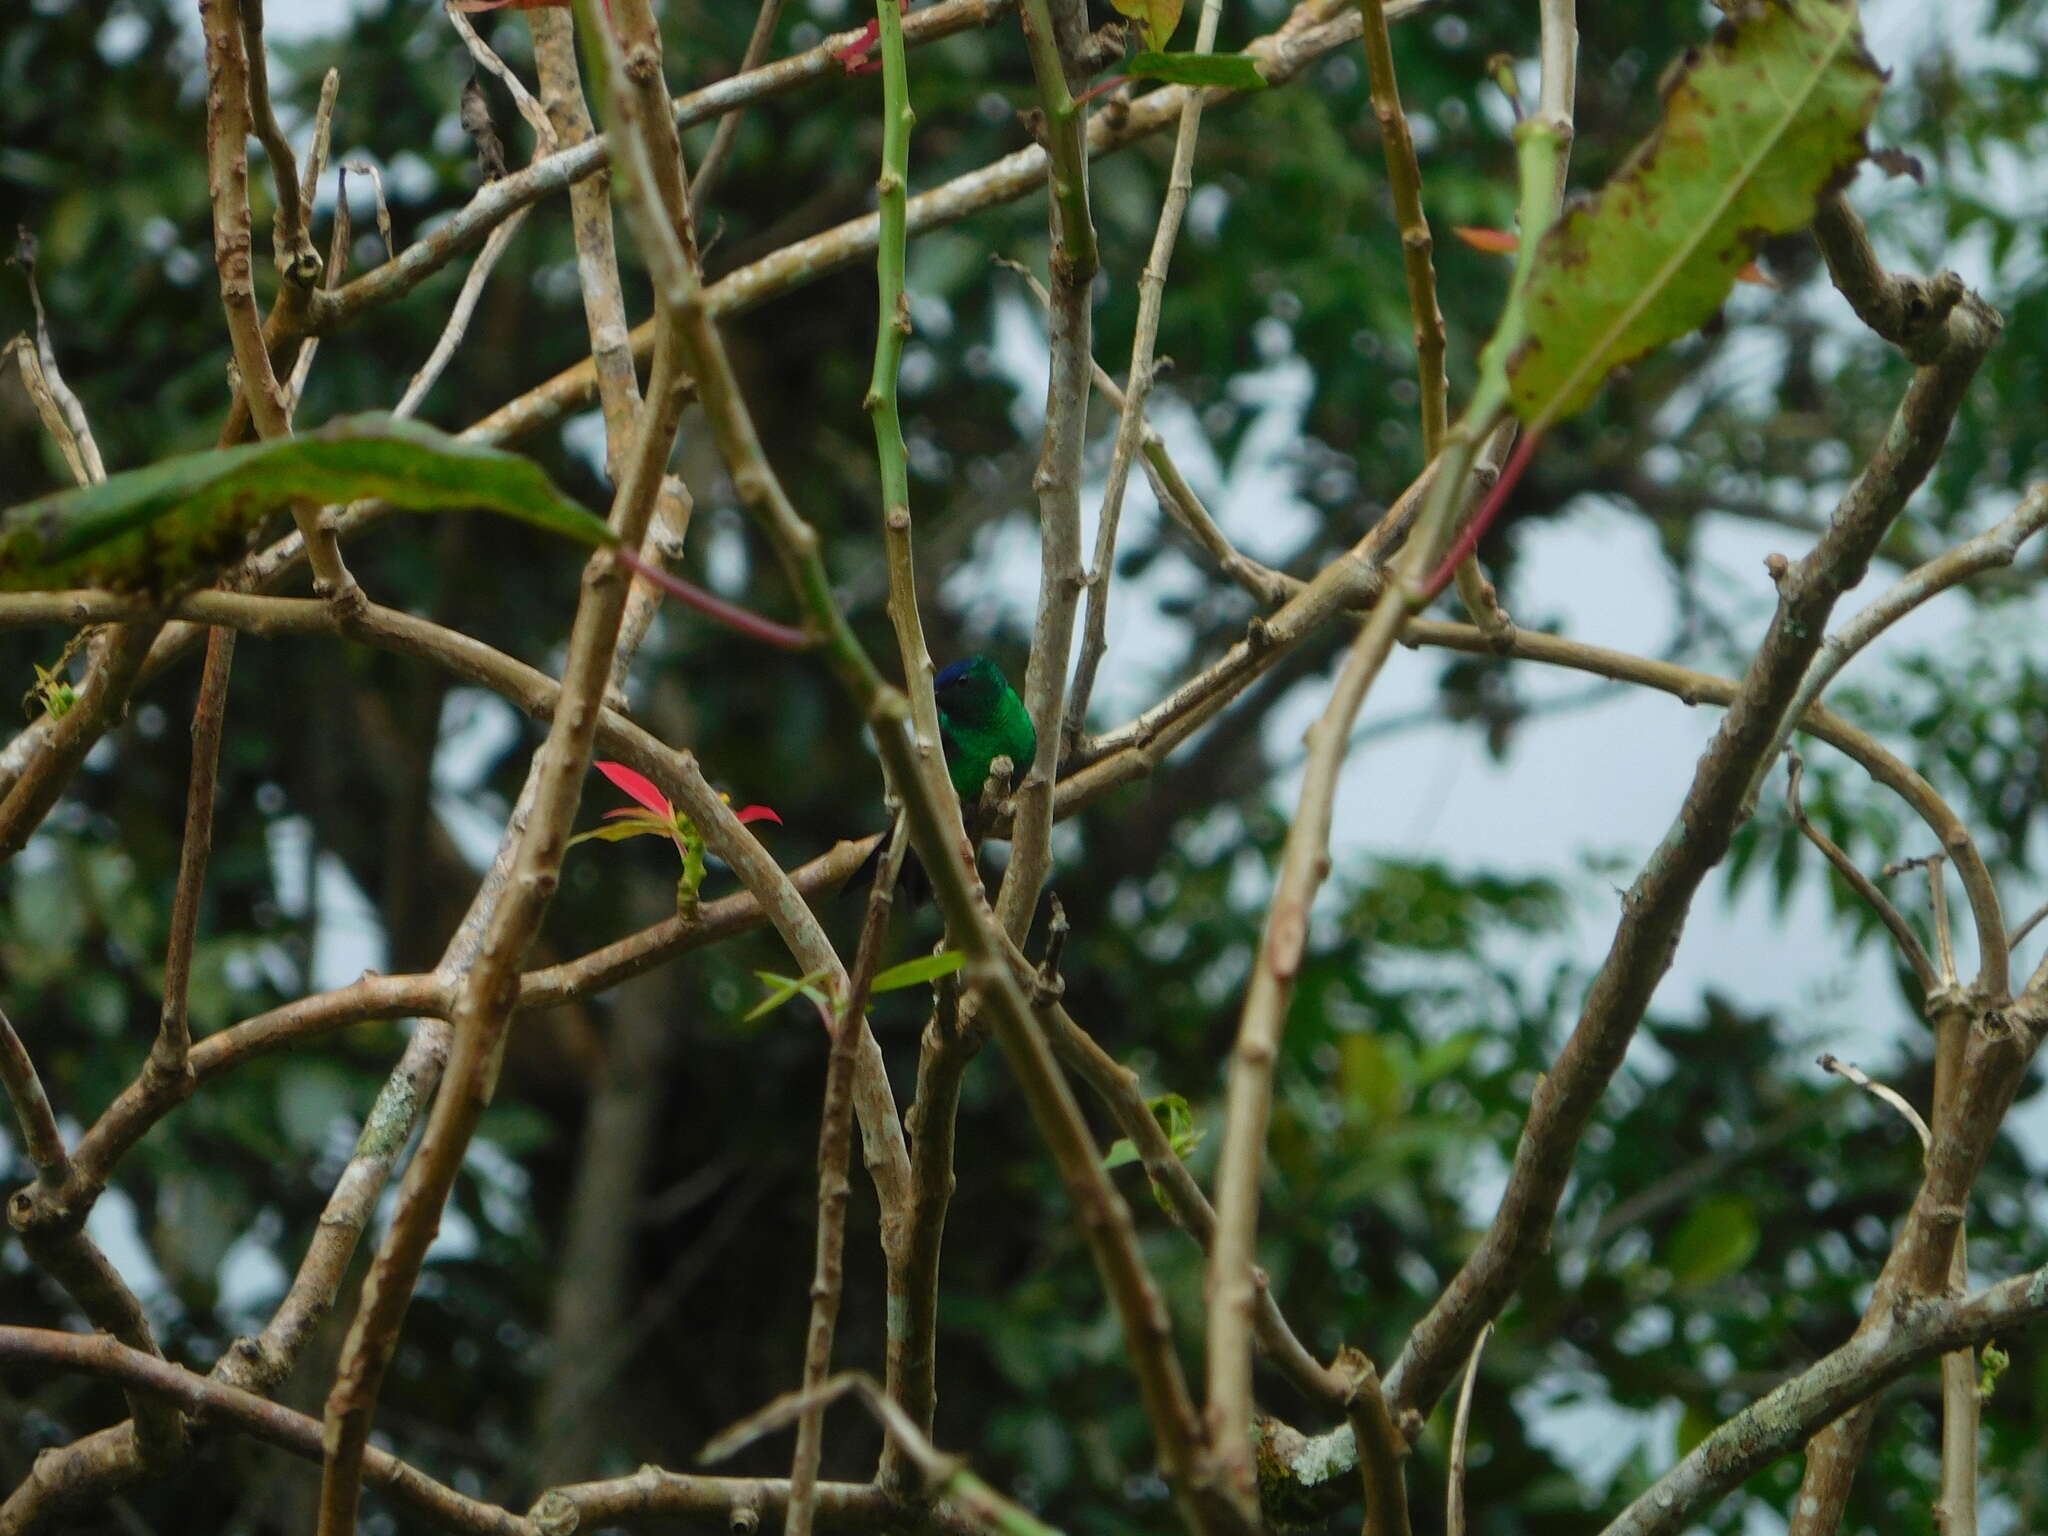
[857, 0, 973, 1487]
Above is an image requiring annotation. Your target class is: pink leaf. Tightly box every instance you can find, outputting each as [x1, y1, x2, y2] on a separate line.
[734, 804, 782, 827]
[595, 760, 672, 820]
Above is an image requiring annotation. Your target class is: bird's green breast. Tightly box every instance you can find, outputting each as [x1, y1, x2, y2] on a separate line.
[942, 687, 1037, 802]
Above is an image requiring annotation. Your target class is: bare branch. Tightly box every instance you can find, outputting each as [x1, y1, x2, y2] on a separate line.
[0, 1004, 68, 1183]
[239, 0, 318, 282]
[1598, 1264, 2048, 1536]
[1387, 291, 2000, 1434]
[153, 628, 236, 1079]
[711, 1373, 1064, 1536]
[1787, 752, 1936, 992]
[7, 230, 105, 483]
[1335, 1347, 1411, 1536]
[1062, 0, 1225, 747]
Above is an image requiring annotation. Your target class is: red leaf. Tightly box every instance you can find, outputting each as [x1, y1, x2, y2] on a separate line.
[595, 760, 673, 820]
[1452, 225, 1521, 254]
[734, 804, 782, 826]
[832, 18, 881, 72]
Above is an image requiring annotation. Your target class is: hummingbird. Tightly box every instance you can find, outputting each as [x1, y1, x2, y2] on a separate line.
[932, 655, 1037, 809]
[857, 655, 1036, 904]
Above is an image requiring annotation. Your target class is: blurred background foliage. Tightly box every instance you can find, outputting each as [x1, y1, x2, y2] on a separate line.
[2, 0, 2046, 1532]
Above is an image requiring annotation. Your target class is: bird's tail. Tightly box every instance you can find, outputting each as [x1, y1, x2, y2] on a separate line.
[847, 814, 932, 908]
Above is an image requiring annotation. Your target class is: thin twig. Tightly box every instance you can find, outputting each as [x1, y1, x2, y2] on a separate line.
[865, 0, 949, 814]
[1354, 0, 1445, 455]
[154, 628, 236, 1079]
[280, 68, 344, 417]
[2010, 897, 2048, 953]
[1006, 0, 1096, 934]
[200, 0, 354, 597]
[708, 1373, 1064, 1536]
[691, 0, 789, 212]
[348, 159, 397, 264]
[1203, 507, 1445, 1511]
[1786, 752, 1936, 992]
[239, 0, 319, 282]
[447, 4, 557, 153]
[786, 823, 911, 1536]
[7, 233, 105, 483]
[1817, 1053, 1932, 1152]
[1061, 0, 1224, 749]
[1745, 482, 2048, 992]
[393, 210, 532, 417]
[0, 1005, 69, 1184]
[1444, 1324, 1491, 1536]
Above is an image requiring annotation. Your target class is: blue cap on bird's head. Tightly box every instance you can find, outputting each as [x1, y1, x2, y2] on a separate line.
[934, 655, 1008, 711]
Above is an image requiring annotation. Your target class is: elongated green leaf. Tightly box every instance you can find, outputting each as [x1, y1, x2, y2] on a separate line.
[745, 969, 832, 1022]
[1506, 0, 1881, 427]
[565, 813, 679, 849]
[0, 413, 616, 593]
[1125, 51, 1267, 92]
[870, 950, 965, 992]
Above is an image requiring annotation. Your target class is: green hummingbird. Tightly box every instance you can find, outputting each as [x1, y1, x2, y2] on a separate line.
[933, 655, 1037, 807]
[858, 655, 1036, 903]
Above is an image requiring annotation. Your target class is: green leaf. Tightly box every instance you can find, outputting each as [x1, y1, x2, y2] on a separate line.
[1150, 1092, 1202, 1158]
[1108, 0, 1181, 52]
[0, 413, 618, 593]
[1125, 51, 1267, 92]
[1663, 1194, 1760, 1289]
[1505, 0, 1882, 427]
[1102, 1093, 1204, 1171]
[746, 969, 831, 1022]
[870, 949, 965, 992]
[566, 813, 680, 848]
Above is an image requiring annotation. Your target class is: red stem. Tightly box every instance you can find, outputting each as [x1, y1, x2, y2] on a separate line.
[1420, 428, 1544, 604]
[613, 546, 813, 651]
[1073, 74, 1130, 106]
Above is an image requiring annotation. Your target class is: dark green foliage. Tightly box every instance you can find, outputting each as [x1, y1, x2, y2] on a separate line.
[2, 0, 2046, 1533]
